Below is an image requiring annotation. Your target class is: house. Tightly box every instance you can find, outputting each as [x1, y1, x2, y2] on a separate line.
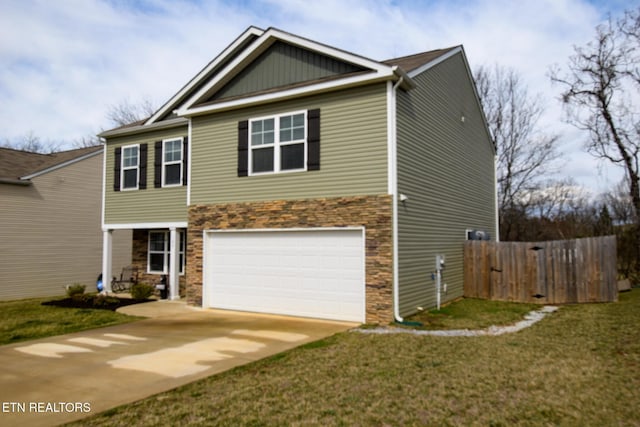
[0, 146, 131, 300]
[99, 26, 496, 323]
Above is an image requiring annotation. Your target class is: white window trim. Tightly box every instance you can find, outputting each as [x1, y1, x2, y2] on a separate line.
[147, 230, 186, 275]
[121, 144, 140, 191]
[162, 137, 184, 187]
[248, 110, 307, 176]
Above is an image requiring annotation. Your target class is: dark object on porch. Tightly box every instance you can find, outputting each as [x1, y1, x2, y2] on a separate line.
[111, 265, 139, 293]
[156, 275, 168, 300]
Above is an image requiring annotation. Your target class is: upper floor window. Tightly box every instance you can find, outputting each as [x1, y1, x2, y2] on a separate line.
[163, 138, 183, 186]
[237, 109, 319, 177]
[122, 145, 139, 190]
[249, 111, 306, 175]
[113, 143, 147, 192]
[154, 136, 188, 188]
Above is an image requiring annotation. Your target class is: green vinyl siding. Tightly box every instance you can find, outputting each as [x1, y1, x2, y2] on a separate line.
[396, 52, 496, 317]
[104, 126, 189, 224]
[211, 41, 366, 101]
[191, 84, 388, 204]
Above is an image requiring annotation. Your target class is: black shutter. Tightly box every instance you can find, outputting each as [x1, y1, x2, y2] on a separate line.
[154, 141, 162, 188]
[307, 109, 320, 171]
[139, 143, 148, 189]
[238, 120, 249, 177]
[113, 147, 121, 191]
[182, 136, 188, 185]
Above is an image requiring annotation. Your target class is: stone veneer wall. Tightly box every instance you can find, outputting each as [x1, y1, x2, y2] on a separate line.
[186, 195, 393, 324]
[131, 229, 186, 296]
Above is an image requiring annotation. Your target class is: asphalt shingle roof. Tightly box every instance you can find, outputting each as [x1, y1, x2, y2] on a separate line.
[0, 146, 102, 183]
[383, 47, 459, 73]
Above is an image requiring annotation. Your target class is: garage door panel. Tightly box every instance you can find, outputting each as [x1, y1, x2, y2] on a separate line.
[204, 229, 364, 322]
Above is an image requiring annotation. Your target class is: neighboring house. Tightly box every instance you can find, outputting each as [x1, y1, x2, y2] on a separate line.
[99, 26, 496, 323]
[0, 146, 131, 300]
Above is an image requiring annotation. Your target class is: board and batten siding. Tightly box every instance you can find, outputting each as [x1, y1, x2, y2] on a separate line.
[212, 41, 365, 101]
[396, 52, 497, 316]
[190, 84, 389, 204]
[0, 152, 131, 300]
[104, 126, 189, 225]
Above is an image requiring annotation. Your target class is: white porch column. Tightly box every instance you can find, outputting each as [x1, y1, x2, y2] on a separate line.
[169, 227, 179, 300]
[102, 229, 113, 293]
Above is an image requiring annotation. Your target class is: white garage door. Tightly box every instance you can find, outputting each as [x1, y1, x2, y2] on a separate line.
[203, 228, 365, 322]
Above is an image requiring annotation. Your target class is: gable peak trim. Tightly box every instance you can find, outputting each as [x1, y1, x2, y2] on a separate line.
[178, 27, 395, 115]
[144, 26, 265, 126]
[406, 46, 463, 78]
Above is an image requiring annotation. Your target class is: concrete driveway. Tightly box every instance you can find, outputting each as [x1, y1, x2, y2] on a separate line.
[0, 301, 356, 426]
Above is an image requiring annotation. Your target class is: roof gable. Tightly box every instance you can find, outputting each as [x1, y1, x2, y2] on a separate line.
[383, 47, 459, 75]
[178, 27, 397, 116]
[206, 41, 368, 103]
[100, 27, 480, 138]
[0, 146, 102, 185]
[145, 26, 265, 125]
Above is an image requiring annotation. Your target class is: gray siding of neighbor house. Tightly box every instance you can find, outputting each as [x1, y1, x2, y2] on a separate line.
[210, 41, 366, 101]
[190, 83, 388, 204]
[0, 152, 131, 300]
[104, 126, 189, 225]
[396, 52, 496, 316]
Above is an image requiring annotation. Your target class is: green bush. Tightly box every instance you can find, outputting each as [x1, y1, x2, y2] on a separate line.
[91, 295, 120, 307]
[130, 283, 154, 300]
[66, 283, 86, 298]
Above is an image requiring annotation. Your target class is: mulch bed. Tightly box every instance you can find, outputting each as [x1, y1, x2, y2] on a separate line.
[42, 296, 154, 311]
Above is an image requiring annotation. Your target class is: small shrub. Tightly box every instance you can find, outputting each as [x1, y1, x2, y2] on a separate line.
[91, 295, 120, 308]
[66, 284, 86, 298]
[130, 283, 154, 300]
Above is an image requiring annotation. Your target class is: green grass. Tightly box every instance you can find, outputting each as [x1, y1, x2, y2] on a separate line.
[0, 297, 140, 345]
[400, 298, 540, 330]
[73, 290, 640, 426]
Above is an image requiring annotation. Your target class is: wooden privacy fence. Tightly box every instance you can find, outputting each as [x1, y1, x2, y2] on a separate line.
[464, 235, 618, 304]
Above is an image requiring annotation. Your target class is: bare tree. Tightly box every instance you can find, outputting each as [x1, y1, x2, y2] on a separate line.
[106, 98, 157, 127]
[72, 134, 102, 149]
[551, 8, 640, 270]
[0, 131, 61, 153]
[475, 65, 561, 240]
[603, 178, 636, 225]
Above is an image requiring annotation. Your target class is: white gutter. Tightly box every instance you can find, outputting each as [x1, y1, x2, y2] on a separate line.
[98, 117, 188, 139]
[100, 143, 107, 229]
[389, 76, 404, 322]
[187, 118, 193, 206]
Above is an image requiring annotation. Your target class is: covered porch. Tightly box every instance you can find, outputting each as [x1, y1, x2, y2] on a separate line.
[102, 223, 187, 300]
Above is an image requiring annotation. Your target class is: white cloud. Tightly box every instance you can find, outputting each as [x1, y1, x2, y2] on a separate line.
[0, 0, 630, 192]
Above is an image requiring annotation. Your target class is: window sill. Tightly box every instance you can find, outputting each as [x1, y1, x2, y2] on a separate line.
[249, 168, 307, 177]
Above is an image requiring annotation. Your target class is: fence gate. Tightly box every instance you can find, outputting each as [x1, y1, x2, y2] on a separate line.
[464, 236, 618, 304]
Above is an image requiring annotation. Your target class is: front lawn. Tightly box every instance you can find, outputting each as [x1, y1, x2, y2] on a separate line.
[0, 297, 141, 345]
[75, 290, 640, 426]
[401, 298, 539, 330]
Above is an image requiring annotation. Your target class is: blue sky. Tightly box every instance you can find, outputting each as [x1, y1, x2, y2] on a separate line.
[0, 0, 637, 193]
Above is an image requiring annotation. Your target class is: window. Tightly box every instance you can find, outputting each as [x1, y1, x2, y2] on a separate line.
[249, 111, 306, 174]
[154, 137, 187, 188]
[163, 138, 183, 186]
[121, 145, 139, 190]
[148, 230, 186, 274]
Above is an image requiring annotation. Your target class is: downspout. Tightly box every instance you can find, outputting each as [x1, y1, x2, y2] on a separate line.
[494, 154, 500, 242]
[391, 75, 404, 322]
